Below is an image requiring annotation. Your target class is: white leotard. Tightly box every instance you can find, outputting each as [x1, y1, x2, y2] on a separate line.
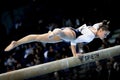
[70, 23, 100, 45]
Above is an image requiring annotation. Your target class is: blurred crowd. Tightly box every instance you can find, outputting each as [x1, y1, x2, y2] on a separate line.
[0, 0, 120, 80]
[0, 17, 120, 80]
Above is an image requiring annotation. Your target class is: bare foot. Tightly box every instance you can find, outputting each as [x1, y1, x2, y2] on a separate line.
[4, 41, 17, 51]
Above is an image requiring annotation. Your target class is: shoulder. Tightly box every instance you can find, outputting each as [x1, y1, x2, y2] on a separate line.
[92, 22, 102, 29]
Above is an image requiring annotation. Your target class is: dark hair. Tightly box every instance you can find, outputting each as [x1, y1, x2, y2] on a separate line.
[98, 20, 110, 31]
[102, 20, 110, 25]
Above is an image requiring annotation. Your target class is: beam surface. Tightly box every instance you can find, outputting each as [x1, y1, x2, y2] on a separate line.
[0, 45, 120, 80]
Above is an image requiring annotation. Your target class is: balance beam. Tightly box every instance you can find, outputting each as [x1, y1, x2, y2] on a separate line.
[0, 45, 120, 80]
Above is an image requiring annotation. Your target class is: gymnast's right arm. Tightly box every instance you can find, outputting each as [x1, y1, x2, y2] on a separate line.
[71, 45, 77, 57]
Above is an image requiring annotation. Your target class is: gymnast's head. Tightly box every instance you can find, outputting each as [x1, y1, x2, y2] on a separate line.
[96, 20, 110, 40]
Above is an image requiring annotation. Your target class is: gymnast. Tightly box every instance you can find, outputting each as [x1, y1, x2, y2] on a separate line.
[4, 20, 110, 57]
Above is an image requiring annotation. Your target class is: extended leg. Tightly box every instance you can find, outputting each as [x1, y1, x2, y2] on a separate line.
[4, 32, 62, 51]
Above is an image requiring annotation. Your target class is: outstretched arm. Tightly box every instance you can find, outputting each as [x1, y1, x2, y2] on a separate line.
[71, 44, 84, 57]
[71, 45, 77, 57]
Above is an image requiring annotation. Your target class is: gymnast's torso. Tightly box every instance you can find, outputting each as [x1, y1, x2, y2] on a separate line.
[70, 23, 100, 45]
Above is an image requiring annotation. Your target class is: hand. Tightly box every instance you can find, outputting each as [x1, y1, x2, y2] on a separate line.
[76, 53, 83, 57]
[73, 53, 83, 57]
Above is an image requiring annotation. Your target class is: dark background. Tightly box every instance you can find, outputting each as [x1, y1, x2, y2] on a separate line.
[0, 1, 120, 79]
[0, 0, 120, 53]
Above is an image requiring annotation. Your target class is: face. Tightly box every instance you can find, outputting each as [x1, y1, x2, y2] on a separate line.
[96, 29, 110, 40]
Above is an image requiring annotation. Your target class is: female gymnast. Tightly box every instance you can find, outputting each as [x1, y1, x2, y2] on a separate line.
[4, 20, 110, 57]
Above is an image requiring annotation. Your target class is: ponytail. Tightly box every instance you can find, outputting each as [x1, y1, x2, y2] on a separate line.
[98, 20, 110, 31]
[102, 20, 110, 28]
